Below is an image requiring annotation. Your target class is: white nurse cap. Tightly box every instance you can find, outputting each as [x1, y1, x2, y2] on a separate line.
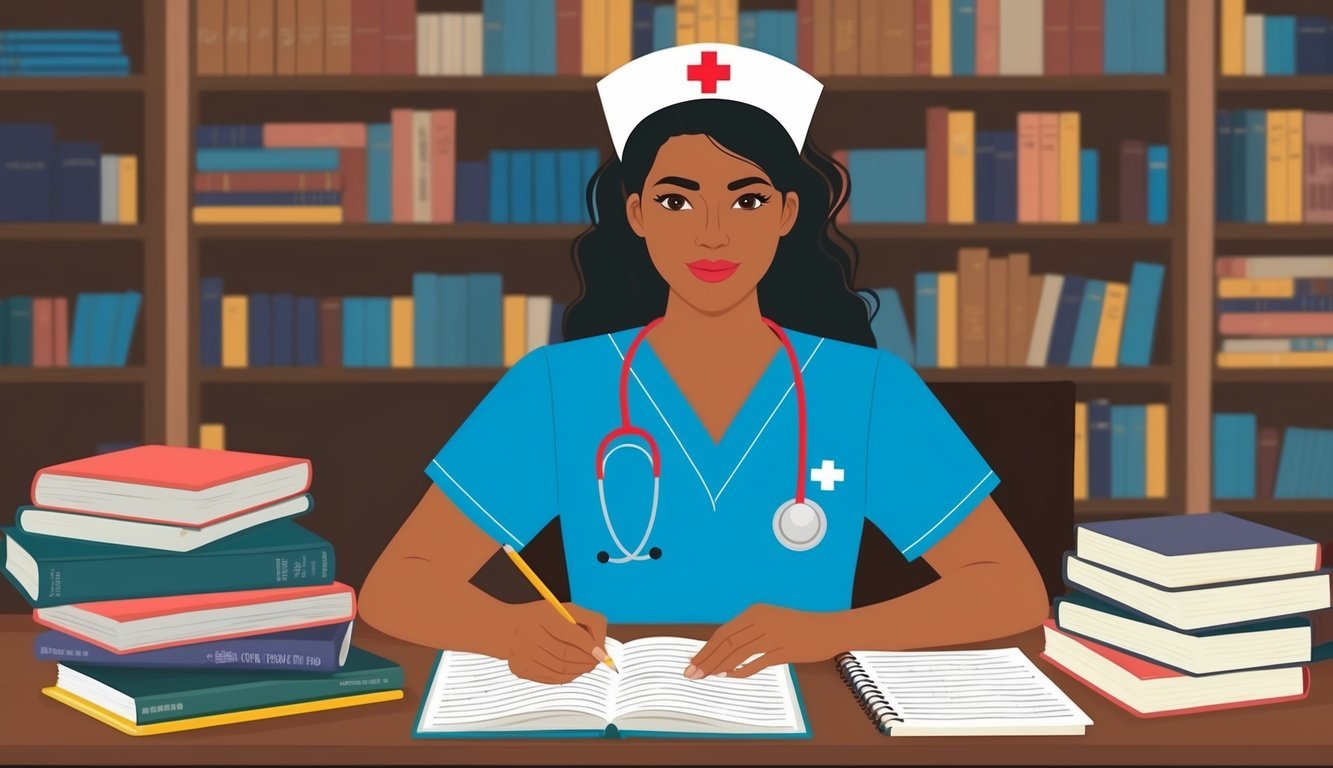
[596, 43, 824, 160]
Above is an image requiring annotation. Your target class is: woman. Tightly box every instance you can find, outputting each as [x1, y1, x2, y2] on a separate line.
[360, 43, 1048, 685]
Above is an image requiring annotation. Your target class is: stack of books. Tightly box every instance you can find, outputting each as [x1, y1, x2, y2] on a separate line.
[0, 123, 139, 224]
[1043, 512, 1332, 717]
[1216, 256, 1333, 368]
[1220, 0, 1333, 76]
[0, 28, 130, 77]
[1216, 110, 1333, 224]
[0, 444, 403, 736]
[1213, 413, 1333, 500]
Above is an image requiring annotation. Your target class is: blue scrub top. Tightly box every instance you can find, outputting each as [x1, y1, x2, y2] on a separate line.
[425, 325, 999, 624]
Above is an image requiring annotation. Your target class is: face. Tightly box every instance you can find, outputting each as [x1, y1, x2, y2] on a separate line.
[626, 134, 799, 314]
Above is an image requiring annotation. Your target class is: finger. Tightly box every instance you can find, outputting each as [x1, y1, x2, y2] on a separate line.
[726, 649, 787, 679]
[689, 621, 762, 677]
[565, 604, 609, 648]
[696, 633, 775, 679]
[533, 644, 599, 676]
[538, 621, 599, 662]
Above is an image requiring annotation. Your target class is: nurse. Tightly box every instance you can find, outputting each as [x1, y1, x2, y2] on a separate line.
[361, 43, 1048, 684]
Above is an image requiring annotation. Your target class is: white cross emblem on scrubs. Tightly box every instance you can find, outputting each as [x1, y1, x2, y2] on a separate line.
[810, 459, 845, 491]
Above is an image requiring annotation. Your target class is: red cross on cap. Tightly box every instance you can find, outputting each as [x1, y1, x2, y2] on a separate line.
[686, 50, 731, 94]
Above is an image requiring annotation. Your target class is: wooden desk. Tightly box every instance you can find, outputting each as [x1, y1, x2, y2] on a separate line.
[1, 614, 1330, 765]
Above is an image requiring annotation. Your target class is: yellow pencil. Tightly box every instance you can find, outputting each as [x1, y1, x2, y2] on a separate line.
[502, 544, 619, 673]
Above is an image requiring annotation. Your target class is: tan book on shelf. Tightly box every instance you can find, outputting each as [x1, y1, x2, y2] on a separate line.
[391, 108, 413, 222]
[503, 295, 528, 367]
[1267, 110, 1288, 223]
[696, 0, 718, 42]
[859, 0, 879, 75]
[1090, 281, 1127, 368]
[812, 0, 833, 74]
[1287, 109, 1304, 224]
[1073, 401, 1088, 500]
[1017, 113, 1040, 223]
[1007, 252, 1031, 366]
[431, 110, 457, 224]
[1306, 113, 1333, 223]
[1243, 14, 1264, 75]
[584, 0, 608, 74]
[199, 424, 228, 451]
[296, 0, 324, 74]
[225, 0, 250, 75]
[1038, 113, 1060, 223]
[937, 272, 958, 368]
[249, 0, 275, 74]
[324, 0, 352, 74]
[222, 296, 249, 369]
[987, 256, 1008, 367]
[880, 0, 913, 75]
[463, 11, 482, 75]
[1145, 403, 1167, 499]
[931, 0, 950, 75]
[606, 0, 632, 71]
[412, 111, 432, 223]
[957, 249, 988, 367]
[118, 156, 138, 224]
[526, 296, 553, 354]
[197, 0, 226, 74]
[275, 0, 297, 74]
[1220, 0, 1243, 76]
[832, 0, 858, 75]
[676, 0, 697, 45]
[947, 110, 975, 223]
[998, 0, 1041, 75]
[1027, 273, 1043, 351]
[718, 0, 738, 43]
[1026, 273, 1063, 367]
[391, 296, 414, 368]
[1058, 112, 1080, 224]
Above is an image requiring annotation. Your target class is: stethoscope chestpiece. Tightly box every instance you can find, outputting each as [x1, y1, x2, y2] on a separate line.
[595, 547, 663, 564]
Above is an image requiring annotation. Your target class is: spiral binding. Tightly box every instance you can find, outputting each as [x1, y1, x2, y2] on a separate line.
[834, 652, 902, 735]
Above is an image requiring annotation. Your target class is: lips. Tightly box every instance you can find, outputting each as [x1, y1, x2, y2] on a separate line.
[686, 259, 739, 283]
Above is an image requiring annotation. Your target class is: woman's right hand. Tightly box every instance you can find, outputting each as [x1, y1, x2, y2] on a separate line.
[501, 601, 610, 684]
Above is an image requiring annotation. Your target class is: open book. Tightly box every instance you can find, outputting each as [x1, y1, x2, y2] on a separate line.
[413, 636, 808, 739]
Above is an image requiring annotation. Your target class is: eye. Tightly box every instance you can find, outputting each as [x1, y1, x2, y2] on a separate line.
[652, 193, 693, 211]
[734, 192, 771, 210]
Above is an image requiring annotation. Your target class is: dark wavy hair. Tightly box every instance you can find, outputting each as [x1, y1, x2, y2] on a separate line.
[563, 98, 878, 347]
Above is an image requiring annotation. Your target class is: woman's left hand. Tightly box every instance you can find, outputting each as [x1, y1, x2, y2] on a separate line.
[685, 604, 841, 679]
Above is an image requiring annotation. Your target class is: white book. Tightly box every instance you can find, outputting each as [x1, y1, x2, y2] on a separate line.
[442, 13, 465, 76]
[1026, 273, 1064, 366]
[1220, 338, 1294, 354]
[430, 13, 445, 76]
[998, 0, 1043, 76]
[100, 155, 119, 224]
[1229, 255, 1333, 278]
[416, 13, 431, 76]
[413, 110, 432, 222]
[463, 13, 483, 75]
[526, 295, 553, 352]
[1243, 14, 1265, 75]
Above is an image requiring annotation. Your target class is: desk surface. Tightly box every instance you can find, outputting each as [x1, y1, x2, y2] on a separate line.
[1, 614, 1330, 765]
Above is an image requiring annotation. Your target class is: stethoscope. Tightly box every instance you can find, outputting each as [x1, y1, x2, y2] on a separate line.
[593, 317, 827, 564]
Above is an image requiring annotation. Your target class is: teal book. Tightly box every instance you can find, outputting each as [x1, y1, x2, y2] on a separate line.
[509, 149, 534, 224]
[89, 293, 118, 366]
[1244, 110, 1266, 223]
[1146, 144, 1169, 224]
[1067, 279, 1107, 367]
[1079, 149, 1099, 222]
[530, 0, 556, 75]
[195, 148, 339, 172]
[652, 4, 675, 51]
[869, 287, 914, 365]
[68, 293, 92, 366]
[7, 296, 32, 366]
[363, 297, 390, 368]
[1110, 406, 1130, 498]
[501, 0, 532, 74]
[739, 10, 759, 49]
[0, 298, 7, 364]
[112, 290, 141, 366]
[342, 297, 366, 367]
[951, 0, 976, 75]
[1132, 0, 1165, 73]
[413, 637, 809, 739]
[466, 272, 503, 366]
[1118, 261, 1164, 366]
[58, 646, 400, 726]
[1264, 15, 1296, 75]
[1214, 413, 1257, 499]
[914, 273, 938, 367]
[757, 10, 781, 59]
[413, 273, 437, 367]
[482, 0, 503, 74]
[1125, 404, 1147, 498]
[367, 123, 392, 223]
[1, 515, 331, 608]
[436, 274, 469, 366]
[1103, 0, 1134, 73]
[532, 150, 558, 224]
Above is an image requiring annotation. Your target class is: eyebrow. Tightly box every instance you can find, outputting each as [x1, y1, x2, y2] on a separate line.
[651, 175, 772, 191]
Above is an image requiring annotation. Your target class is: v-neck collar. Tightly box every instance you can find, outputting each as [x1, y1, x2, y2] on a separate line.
[606, 325, 824, 510]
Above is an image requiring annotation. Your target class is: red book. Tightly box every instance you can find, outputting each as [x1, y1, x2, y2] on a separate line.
[796, 0, 814, 73]
[33, 583, 356, 654]
[1219, 313, 1333, 336]
[380, 0, 416, 75]
[263, 122, 367, 148]
[1070, 0, 1103, 75]
[912, 0, 931, 75]
[194, 171, 342, 192]
[1038, 113, 1060, 222]
[341, 147, 368, 223]
[320, 296, 343, 367]
[925, 106, 948, 223]
[31, 297, 53, 367]
[390, 108, 413, 223]
[350, 0, 384, 74]
[975, 0, 999, 75]
[833, 149, 851, 225]
[556, 0, 580, 76]
[430, 110, 456, 224]
[1257, 426, 1282, 500]
[1306, 112, 1333, 223]
[53, 297, 69, 367]
[1043, 0, 1071, 75]
[1119, 139, 1147, 223]
[31, 445, 313, 527]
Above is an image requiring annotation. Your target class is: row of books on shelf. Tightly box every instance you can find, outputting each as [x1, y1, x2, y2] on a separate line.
[0, 124, 138, 223]
[0, 293, 141, 368]
[201, 274, 560, 369]
[1214, 415, 1333, 500]
[1072, 401, 1166, 501]
[1215, 256, 1333, 368]
[1042, 513, 1330, 717]
[1, 444, 403, 735]
[870, 251, 1163, 369]
[0, 29, 130, 77]
[1219, 0, 1333, 76]
[837, 110, 1166, 224]
[1216, 110, 1333, 224]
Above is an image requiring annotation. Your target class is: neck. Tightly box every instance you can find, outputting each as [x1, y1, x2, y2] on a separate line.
[652, 289, 774, 352]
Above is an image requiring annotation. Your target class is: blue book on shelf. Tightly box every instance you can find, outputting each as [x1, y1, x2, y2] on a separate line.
[248, 293, 272, 368]
[1296, 17, 1328, 74]
[849, 149, 926, 222]
[1046, 275, 1087, 366]
[1125, 404, 1147, 498]
[195, 148, 339, 173]
[1103, 0, 1134, 74]
[7, 297, 32, 366]
[1273, 427, 1306, 499]
[1079, 148, 1099, 223]
[1214, 413, 1257, 499]
[1147, 144, 1169, 224]
[653, 4, 676, 51]
[467, 273, 503, 367]
[89, 293, 118, 367]
[502, 0, 533, 74]
[974, 132, 996, 223]
[193, 191, 341, 206]
[739, 11, 759, 50]
[1244, 110, 1266, 223]
[1264, 16, 1296, 75]
[1088, 399, 1112, 498]
[1119, 261, 1165, 367]
[1216, 111, 1231, 222]
[1109, 406, 1129, 498]
[0, 30, 122, 43]
[557, 149, 584, 224]
[533, 150, 559, 224]
[509, 150, 534, 224]
[778, 11, 797, 64]
[0, 41, 122, 54]
[55, 141, 101, 222]
[952, 0, 977, 75]
[870, 288, 915, 365]
[112, 291, 140, 367]
[913, 273, 938, 368]
[531, 0, 556, 74]
[0, 55, 130, 75]
[549, 301, 566, 344]
[1230, 110, 1247, 221]
[342, 298, 365, 367]
[993, 132, 1017, 223]
[0, 299, 7, 365]
[482, 0, 504, 74]
[295, 296, 318, 366]
[456, 159, 489, 223]
[364, 298, 390, 368]
[1068, 279, 1107, 367]
[199, 277, 223, 368]
[413, 273, 437, 367]
[489, 149, 510, 223]
[196, 125, 262, 149]
[1216, 296, 1333, 313]
[633, 1, 655, 59]
[1132, 0, 1165, 73]
[367, 123, 392, 223]
[758, 11, 782, 60]
[582, 149, 601, 223]
[0, 123, 55, 222]
[68, 294, 91, 367]
[437, 275, 469, 366]
[270, 293, 295, 367]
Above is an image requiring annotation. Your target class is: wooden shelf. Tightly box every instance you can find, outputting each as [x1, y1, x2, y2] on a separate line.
[0, 75, 145, 93]
[920, 366, 1173, 384]
[1215, 369, 1333, 384]
[0, 224, 145, 241]
[1074, 499, 1175, 518]
[1217, 224, 1333, 241]
[1213, 500, 1333, 515]
[0, 368, 146, 384]
[197, 367, 507, 384]
[1218, 76, 1333, 93]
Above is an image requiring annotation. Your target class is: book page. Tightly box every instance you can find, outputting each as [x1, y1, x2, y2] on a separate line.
[610, 636, 805, 735]
[415, 639, 624, 734]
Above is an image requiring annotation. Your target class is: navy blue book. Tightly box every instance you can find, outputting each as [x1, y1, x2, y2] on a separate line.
[1045, 275, 1086, 366]
[532, 150, 558, 224]
[992, 131, 1017, 222]
[632, 1, 655, 59]
[270, 293, 295, 367]
[1216, 110, 1231, 222]
[549, 300, 566, 344]
[457, 160, 490, 223]
[1217, 296, 1333, 313]
[295, 296, 319, 366]
[1297, 17, 1328, 74]
[195, 125, 263, 149]
[488, 150, 509, 223]
[1087, 399, 1112, 498]
[55, 141, 100, 222]
[35, 621, 354, 672]
[248, 293, 272, 367]
[1244, 110, 1266, 223]
[974, 132, 996, 223]
[199, 277, 223, 368]
[193, 191, 341, 206]
[0, 123, 55, 222]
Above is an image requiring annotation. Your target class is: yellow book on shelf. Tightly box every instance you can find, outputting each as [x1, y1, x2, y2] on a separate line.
[1145, 403, 1168, 499]
[503, 294, 528, 367]
[696, 0, 718, 42]
[192, 206, 344, 224]
[937, 272, 958, 368]
[717, 0, 738, 44]
[1287, 109, 1303, 224]
[931, 0, 950, 75]
[676, 0, 697, 44]
[1091, 281, 1128, 367]
[41, 686, 402, 737]
[1216, 277, 1295, 298]
[390, 295, 414, 368]
[199, 423, 227, 450]
[118, 155, 138, 224]
[1266, 110, 1288, 223]
[1220, 0, 1244, 76]
[221, 294, 248, 368]
[1058, 112, 1080, 224]
[581, 0, 607, 74]
[1074, 401, 1088, 501]
[947, 111, 975, 223]
[605, 0, 632, 70]
[1217, 351, 1333, 368]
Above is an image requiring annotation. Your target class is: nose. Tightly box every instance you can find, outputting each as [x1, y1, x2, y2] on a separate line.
[694, 201, 730, 250]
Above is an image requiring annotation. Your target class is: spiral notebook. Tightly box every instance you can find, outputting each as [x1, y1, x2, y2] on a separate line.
[835, 647, 1092, 736]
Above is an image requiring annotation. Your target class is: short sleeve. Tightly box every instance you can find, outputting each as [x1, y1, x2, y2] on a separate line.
[424, 348, 557, 548]
[865, 351, 1000, 561]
